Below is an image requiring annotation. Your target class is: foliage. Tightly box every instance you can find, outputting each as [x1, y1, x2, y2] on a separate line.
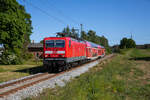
[119, 38, 136, 49]
[1, 52, 21, 65]
[40, 40, 43, 43]
[59, 26, 79, 39]
[0, 0, 32, 64]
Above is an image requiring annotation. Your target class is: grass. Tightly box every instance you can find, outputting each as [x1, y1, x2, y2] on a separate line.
[0, 59, 42, 83]
[23, 59, 43, 65]
[26, 49, 150, 100]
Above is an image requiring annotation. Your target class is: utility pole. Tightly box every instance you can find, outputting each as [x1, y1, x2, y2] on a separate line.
[80, 24, 83, 33]
[131, 33, 133, 39]
[80, 24, 83, 38]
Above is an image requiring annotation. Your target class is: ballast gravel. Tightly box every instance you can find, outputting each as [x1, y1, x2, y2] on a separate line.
[0, 54, 113, 100]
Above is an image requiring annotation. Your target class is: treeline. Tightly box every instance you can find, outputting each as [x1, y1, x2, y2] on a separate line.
[58, 26, 111, 53]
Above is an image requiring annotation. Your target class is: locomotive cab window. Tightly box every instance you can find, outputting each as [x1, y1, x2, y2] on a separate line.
[55, 40, 65, 47]
[45, 40, 65, 48]
[45, 40, 54, 48]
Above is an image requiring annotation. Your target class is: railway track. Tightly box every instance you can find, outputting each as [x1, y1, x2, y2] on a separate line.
[0, 54, 114, 99]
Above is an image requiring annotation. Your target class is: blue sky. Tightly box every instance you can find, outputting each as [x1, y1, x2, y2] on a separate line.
[18, 0, 150, 46]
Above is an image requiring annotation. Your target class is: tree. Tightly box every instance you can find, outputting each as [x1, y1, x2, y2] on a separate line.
[87, 30, 96, 43]
[0, 0, 32, 64]
[120, 38, 128, 49]
[81, 31, 87, 40]
[127, 39, 136, 48]
[71, 27, 79, 39]
[59, 26, 79, 39]
[119, 37, 136, 49]
[60, 26, 70, 37]
[40, 40, 43, 44]
[62, 26, 71, 37]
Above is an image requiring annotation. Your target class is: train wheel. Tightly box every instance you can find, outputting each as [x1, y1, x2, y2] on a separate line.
[68, 64, 72, 69]
[58, 66, 64, 72]
[64, 64, 68, 70]
[63, 63, 70, 71]
[43, 64, 47, 71]
[43, 64, 52, 73]
[48, 66, 53, 73]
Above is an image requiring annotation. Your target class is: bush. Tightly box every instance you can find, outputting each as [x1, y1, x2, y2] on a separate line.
[106, 47, 112, 54]
[1, 51, 22, 65]
[23, 53, 33, 60]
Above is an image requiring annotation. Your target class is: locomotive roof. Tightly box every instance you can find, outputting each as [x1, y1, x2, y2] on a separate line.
[44, 37, 85, 43]
[44, 37, 67, 39]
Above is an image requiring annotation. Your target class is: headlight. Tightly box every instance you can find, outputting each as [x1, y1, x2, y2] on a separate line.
[57, 51, 65, 54]
[45, 51, 53, 54]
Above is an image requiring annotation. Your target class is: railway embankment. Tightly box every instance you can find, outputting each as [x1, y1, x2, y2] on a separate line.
[27, 49, 150, 100]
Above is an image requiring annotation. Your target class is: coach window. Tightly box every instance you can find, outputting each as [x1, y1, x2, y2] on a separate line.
[69, 40, 71, 48]
[90, 48, 92, 53]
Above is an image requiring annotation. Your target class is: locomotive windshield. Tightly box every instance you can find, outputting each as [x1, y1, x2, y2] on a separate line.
[45, 40, 54, 48]
[45, 40, 65, 48]
[55, 40, 65, 47]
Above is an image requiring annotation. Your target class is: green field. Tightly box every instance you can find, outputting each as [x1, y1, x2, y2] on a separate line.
[0, 59, 43, 83]
[26, 49, 150, 100]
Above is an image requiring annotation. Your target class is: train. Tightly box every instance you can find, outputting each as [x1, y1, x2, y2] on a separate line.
[43, 36, 105, 72]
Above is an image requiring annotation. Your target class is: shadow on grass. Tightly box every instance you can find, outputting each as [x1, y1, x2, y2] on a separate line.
[14, 65, 61, 74]
[129, 57, 150, 61]
[14, 66, 48, 74]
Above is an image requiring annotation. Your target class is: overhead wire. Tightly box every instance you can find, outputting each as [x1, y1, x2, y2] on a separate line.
[40, 0, 83, 36]
[25, 0, 67, 25]
[43, 0, 79, 25]
[23, 0, 95, 32]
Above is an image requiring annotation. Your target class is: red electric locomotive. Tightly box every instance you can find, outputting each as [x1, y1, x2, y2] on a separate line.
[43, 37, 86, 71]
